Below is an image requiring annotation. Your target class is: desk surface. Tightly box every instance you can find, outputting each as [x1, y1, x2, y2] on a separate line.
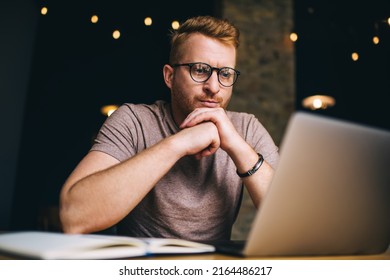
[1, 251, 389, 260]
[134, 248, 390, 260]
[130, 241, 390, 260]
[1, 243, 389, 260]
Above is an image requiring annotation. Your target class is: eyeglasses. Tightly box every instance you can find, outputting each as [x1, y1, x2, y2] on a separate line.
[171, 62, 240, 87]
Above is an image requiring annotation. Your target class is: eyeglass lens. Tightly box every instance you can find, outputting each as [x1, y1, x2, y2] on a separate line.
[190, 63, 238, 87]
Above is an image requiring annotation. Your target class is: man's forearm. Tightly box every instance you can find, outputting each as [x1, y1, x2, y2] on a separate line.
[60, 136, 184, 234]
[226, 139, 275, 208]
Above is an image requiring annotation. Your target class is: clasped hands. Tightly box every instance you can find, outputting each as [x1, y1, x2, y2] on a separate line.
[177, 107, 242, 159]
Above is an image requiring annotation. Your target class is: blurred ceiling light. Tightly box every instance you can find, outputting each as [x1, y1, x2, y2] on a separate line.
[290, 32, 298, 42]
[144, 17, 152, 26]
[351, 52, 359, 61]
[372, 36, 380, 45]
[112, 30, 121, 39]
[101, 105, 119, 117]
[91, 15, 99, 24]
[171, 21, 180, 30]
[302, 95, 336, 110]
[41, 7, 48, 15]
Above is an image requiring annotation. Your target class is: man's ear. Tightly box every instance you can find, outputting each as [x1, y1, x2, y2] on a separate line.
[163, 64, 174, 89]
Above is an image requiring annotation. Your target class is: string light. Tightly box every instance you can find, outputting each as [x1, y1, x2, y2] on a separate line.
[32, 4, 388, 119]
[112, 30, 120, 39]
[290, 32, 298, 42]
[91, 15, 98, 24]
[144, 17, 152, 26]
[171, 20, 180, 30]
[35, 5, 388, 71]
[41, 7, 48, 15]
[351, 52, 359, 61]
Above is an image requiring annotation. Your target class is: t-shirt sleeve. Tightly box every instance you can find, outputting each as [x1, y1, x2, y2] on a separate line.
[250, 116, 279, 169]
[90, 104, 138, 162]
[234, 113, 280, 169]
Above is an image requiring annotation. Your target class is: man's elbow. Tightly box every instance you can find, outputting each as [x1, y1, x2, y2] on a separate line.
[59, 203, 87, 234]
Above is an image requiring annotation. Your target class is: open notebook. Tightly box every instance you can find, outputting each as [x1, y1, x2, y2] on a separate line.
[216, 111, 390, 257]
[0, 231, 215, 259]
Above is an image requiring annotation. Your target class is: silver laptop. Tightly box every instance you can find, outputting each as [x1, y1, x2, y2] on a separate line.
[217, 111, 390, 256]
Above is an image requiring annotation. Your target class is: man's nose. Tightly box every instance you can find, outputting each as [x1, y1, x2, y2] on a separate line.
[204, 70, 220, 94]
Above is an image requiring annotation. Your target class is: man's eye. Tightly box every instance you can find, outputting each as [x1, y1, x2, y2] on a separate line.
[220, 69, 232, 79]
[194, 67, 209, 75]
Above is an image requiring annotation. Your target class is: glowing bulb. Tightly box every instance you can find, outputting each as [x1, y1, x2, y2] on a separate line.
[171, 21, 180, 30]
[112, 30, 121, 39]
[144, 17, 152, 26]
[91, 15, 98, 24]
[107, 109, 116, 116]
[351, 52, 359, 61]
[312, 99, 323, 109]
[302, 95, 335, 110]
[101, 105, 119, 117]
[290, 32, 298, 42]
[388, 17, 390, 26]
[41, 7, 48, 15]
[372, 36, 379, 45]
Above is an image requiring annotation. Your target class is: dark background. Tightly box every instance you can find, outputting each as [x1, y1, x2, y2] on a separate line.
[1, 0, 389, 231]
[294, 0, 390, 128]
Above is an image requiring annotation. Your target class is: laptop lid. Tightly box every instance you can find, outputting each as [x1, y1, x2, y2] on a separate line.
[244, 111, 390, 256]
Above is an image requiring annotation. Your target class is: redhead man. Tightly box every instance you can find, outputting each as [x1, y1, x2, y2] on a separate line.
[60, 15, 279, 241]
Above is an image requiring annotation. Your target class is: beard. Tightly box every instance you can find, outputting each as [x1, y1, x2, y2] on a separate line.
[169, 77, 232, 125]
[170, 85, 196, 122]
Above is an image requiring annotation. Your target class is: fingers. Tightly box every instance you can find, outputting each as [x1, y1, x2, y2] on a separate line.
[177, 121, 220, 157]
[193, 144, 219, 160]
[180, 108, 223, 129]
[180, 108, 241, 154]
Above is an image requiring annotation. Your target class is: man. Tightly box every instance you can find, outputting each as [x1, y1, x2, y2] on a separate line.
[60, 15, 279, 241]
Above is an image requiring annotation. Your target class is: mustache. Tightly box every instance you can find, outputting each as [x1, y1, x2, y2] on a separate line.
[198, 95, 223, 103]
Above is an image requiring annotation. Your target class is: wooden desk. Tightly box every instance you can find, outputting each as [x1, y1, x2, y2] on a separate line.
[134, 253, 390, 260]
[1, 250, 389, 260]
[0, 241, 389, 260]
[132, 247, 390, 260]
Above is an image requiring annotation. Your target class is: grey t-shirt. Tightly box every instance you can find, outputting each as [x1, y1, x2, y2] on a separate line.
[91, 100, 279, 241]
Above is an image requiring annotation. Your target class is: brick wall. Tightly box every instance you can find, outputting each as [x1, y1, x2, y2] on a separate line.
[221, 0, 295, 240]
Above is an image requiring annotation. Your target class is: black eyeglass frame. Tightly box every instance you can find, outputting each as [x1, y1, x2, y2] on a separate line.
[171, 62, 241, 87]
